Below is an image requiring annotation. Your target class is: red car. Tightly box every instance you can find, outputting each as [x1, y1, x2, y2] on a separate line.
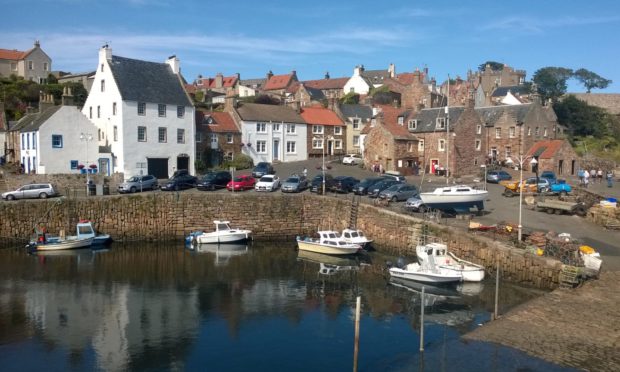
[226, 175, 256, 191]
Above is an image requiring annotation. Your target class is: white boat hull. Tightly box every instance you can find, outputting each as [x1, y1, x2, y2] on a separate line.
[420, 187, 488, 211]
[389, 263, 462, 283]
[32, 237, 94, 251]
[195, 230, 251, 244]
[439, 265, 485, 282]
[297, 240, 360, 256]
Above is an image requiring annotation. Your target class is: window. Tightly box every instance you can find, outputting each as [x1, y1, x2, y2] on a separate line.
[10, 62, 17, 71]
[273, 123, 280, 132]
[100, 63, 104, 72]
[177, 106, 185, 118]
[352, 118, 360, 130]
[408, 120, 417, 130]
[28, 61, 33, 70]
[101, 79, 105, 92]
[70, 160, 78, 170]
[89, 106, 93, 119]
[256, 123, 266, 133]
[43, 62, 48, 71]
[33, 135, 37, 150]
[312, 125, 324, 134]
[418, 139, 425, 152]
[286, 124, 296, 133]
[398, 117, 404, 125]
[114, 126, 118, 141]
[195, 132, 202, 143]
[509, 127, 515, 138]
[312, 139, 324, 149]
[334, 126, 342, 135]
[256, 140, 266, 153]
[112, 102, 117, 115]
[371, 118, 376, 126]
[286, 141, 296, 153]
[408, 142, 415, 152]
[52, 135, 63, 148]
[527, 127, 532, 136]
[26, 133, 30, 149]
[159, 127, 167, 143]
[438, 139, 445, 152]
[543, 127, 548, 137]
[475, 139, 481, 151]
[535, 127, 540, 136]
[138, 102, 146, 116]
[227, 134, 233, 143]
[158, 104, 166, 117]
[436, 117, 446, 129]
[476, 124, 482, 134]
[505, 146, 512, 158]
[334, 140, 342, 149]
[21, 134, 25, 150]
[138, 126, 147, 142]
[353, 135, 360, 147]
[97, 105, 101, 118]
[495, 128, 501, 139]
[210, 133, 217, 144]
[177, 129, 185, 143]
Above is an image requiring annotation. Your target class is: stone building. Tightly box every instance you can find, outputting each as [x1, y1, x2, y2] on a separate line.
[290, 83, 325, 108]
[261, 71, 298, 101]
[195, 110, 241, 167]
[301, 73, 348, 100]
[0, 41, 51, 83]
[364, 105, 418, 175]
[525, 139, 580, 176]
[338, 104, 373, 155]
[299, 106, 346, 160]
[383, 68, 444, 110]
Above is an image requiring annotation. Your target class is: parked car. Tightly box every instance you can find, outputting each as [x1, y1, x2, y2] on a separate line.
[251, 162, 275, 178]
[281, 175, 308, 193]
[548, 179, 572, 196]
[160, 174, 197, 191]
[352, 177, 385, 195]
[367, 179, 401, 198]
[171, 169, 189, 178]
[486, 170, 512, 183]
[501, 177, 550, 196]
[404, 195, 427, 212]
[255, 174, 281, 192]
[196, 171, 232, 191]
[379, 183, 419, 202]
[2, 183, 58, 200]
[227, 175, 256, 191]
[118, 175, 159, 193]
[310, 174, 335, 194]
[380, 171, 406, 182]
[331, 176, 360, 193]
[342, 154, 363, 166]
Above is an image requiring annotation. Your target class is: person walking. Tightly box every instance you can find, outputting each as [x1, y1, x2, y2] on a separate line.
[578, 168, 585, 186]
[607, 170, 614, 188]
[302, 168, 307, 177]
[584, 170, 590, 188]
[597, 168, 603, 183]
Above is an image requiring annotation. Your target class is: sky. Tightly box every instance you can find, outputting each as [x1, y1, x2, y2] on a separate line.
[3, 0, 619, 92]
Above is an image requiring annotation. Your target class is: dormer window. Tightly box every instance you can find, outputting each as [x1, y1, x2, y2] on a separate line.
[408, 120, 417, 130]
[436, 117, 446, 129]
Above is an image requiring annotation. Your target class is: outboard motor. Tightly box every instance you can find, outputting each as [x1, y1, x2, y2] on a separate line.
[396, 257, 407, 269]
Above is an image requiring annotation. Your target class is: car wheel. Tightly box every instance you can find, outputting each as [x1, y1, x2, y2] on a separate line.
[174, 185, 180, 191]
[391, 196, 398, 202]
[130, 186, 137, 193]
[211, 184, 216, 191]
[39, 193, 48, 199]
[7, 195, 15, 201]
[559, 191, 567, 197]
[418, 204, 427, 213]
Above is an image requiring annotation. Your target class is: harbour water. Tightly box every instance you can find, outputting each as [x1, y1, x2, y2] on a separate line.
[0, 242, 574, 371]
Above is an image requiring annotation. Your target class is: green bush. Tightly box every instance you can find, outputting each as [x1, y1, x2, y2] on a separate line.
[222, 153, 253, 170]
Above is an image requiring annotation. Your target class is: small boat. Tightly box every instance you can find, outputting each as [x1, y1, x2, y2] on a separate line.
[389, 261, 463, 283]
[416, 242, 485, 282]
[28, 234, 94, 251]
[340, 228, 372, 249]
[419, 185, 488, 212]
[75, 220, 112, 246]
[296, 231, 361, 256]
[186, 221, 252, 245]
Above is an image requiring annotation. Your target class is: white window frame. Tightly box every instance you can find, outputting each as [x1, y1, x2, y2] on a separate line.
[195, 132, 202, 143]
[527, 127, 532, 136]
[438, 139, 445, 152]
[138, 126, 147, 142]
[177, 106, 185, 118]
[353, 135, 360, 147]
[286, 141, 296, 154]
[312, 139, 324, 149]
[418, 139, 425, 152]
[256, 123, 267, 133]
[138, 102, 146, 116]
[352, 118, 360, 130]
[177, 128, 185, 144]
[312, 125, 324, 134]
[334, 126, 343, 135]
[509, 126, 516, 138]
[273, 123, 281, 132]
[475, 139, 481, 151]
[543, 127, 548, 137]
[210, 133, 217, 145]
[226, 134, 233, 143]
[112, 102, 117, 115]
[158, 104, 167, 117]
[286, 124, 296, 134]
[256, 140, 267, 153]
[408, 120, 417, 130]
[436, 117, 446, 129]
[495, 128, 501, 139]
[398, 117, 404, 125]
[159, 127, 167, 143]
[334, 139, 342, 149]
[476, 124, 482, 134]
[28, 60, 33, 70]
[505, 146, 512, 158]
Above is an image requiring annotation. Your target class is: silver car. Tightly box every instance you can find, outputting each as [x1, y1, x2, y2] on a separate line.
[281, 175, 308, 193]
[379, 183, 419, 202]
[118, 175, 159, 193]
[2, 183, 58, 200]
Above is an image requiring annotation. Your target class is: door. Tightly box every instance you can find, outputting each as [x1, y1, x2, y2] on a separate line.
[148, 158, 169, 179]
[177, 155, 189, 171]
[273, 140, 279, 161]
[98, 158, 110, 176]
[558, 160, 564, 175]
[431, 159, 438, 174]
[327, 140, 333, 156]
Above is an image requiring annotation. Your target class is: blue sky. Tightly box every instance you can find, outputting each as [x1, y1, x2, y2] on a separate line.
[3, 0, 619, 92]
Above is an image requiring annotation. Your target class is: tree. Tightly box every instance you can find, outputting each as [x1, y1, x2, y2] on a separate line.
[253, 94, 280, 105]
[553, 95, 609, 137]
[478, 61, 504, 72]
[573, 68, 612, 93]
[532, 67, 573, 103]
[339, 92, 359, 105]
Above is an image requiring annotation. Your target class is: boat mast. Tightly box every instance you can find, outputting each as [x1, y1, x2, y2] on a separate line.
[446, 75, 450, 185]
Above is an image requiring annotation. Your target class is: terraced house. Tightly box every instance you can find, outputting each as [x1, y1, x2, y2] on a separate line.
[0, 41, 51, 83]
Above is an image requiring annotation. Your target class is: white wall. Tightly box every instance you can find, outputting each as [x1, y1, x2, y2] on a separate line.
[241, 121, 307, 164]
[238, 85, 257, 97]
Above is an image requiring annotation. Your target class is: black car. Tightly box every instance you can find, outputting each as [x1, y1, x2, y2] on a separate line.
[160, 174, 197, 191]
[251, 162, 275, 178]
[366, 179, 401, 198]
[310, 174, 335, 194]
[352, 177, 386, 195]
[331, 176, 360, 193]
[197, 171, 232, 191]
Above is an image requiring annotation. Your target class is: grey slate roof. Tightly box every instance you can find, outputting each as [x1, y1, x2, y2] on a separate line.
[410, 106, 465, 133]
[239, 78, 266, 88]
[235, 103, 305, 124]
[476, 104, 532, 126]
[491, 85, 529, 97]
[304, 86, 325, 100]
[339, 104, 373, 120]
[361, 69, 390, 85]
[15, 106, 62, 132]
[109, 55, 192, 106]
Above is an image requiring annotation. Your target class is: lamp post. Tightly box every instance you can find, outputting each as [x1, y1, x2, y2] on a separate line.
[80, 132, 93, 195]
[508, 155, 537, 242]
[481, 164, 487, 191]
[313, 135, 326, 194]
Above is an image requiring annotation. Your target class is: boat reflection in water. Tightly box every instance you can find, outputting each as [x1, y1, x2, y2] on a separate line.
[31, 246, 110, 269]
[187, 242, 249, 266]
[296, 249, 370, 275]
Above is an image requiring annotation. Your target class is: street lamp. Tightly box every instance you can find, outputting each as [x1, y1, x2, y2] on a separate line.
[480, 164, 487, 191]
[80, 132, 93, 195]
[507, 155, 538, 242]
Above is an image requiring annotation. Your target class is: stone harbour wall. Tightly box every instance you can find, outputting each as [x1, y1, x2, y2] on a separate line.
[0, 193, 562, 288]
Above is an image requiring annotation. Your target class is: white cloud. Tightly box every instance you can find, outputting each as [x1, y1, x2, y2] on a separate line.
[482, 15, 620, 33]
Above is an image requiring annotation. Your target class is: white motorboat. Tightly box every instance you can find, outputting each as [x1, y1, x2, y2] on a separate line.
[340, 228, 372, 249]
[416, 242, 485, 282]
[388, 260, 463, 283]
[419, 185, 488, 212]
[74, 220, 112, 246]
[186, 221, 252, 245]
[27, 220, 106, 251]
[296, 230, 361, 256]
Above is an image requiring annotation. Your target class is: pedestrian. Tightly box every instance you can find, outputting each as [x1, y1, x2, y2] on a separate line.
[584, 169, 590, 188]
[590, 168, 596, 183]
[379, 163, 384, 174]
[607, 170, 614, 188]
[302, 168, 307, 177]
[413, 161, 419, 176]
[578, 168, 585, 186]
[597, 168, 603, 183]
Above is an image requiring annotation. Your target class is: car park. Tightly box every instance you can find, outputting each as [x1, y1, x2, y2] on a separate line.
[331, 176, 360, 193]
[255, 174, 281, 192]
[281, 175, 308, 193]
[2, 183, 59, 200]
[380, 171, 406, 182]
[501, 177, 550, 196]
[366, 179, 401, 198]
[227, 175, 256, 191]
[118, 175, 159, 193]
[548, 179, 572, 196]
[540, 170, 557, 183]
[404, 195, 426, 212]
[252, 162, 275, 178]
[197, 171, 232, 191]
[352, 177, 386, 195]
[160, 174, 197, 191]
[310, 174, 335, 194]
[486, 170, 512, 183]
[342, 154, 363, 166]
[379, 183, 419, 202]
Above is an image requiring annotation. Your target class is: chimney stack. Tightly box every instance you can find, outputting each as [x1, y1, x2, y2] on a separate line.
[38, 92, 55, 112]
[165, 55, 180, 75]
[215, 73, 223, 88]
[266, 70, 274, 80]
[62, 86, 75, 106]
[99, 44, 112, 62]
[325, 71, 330, 79]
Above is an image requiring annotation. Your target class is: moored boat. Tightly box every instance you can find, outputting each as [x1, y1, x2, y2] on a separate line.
[416, 241, 485, 282]
[296, 231, 361, 256]
[27, 220, 109, 251]
[388, 261, 463, 283]
[186, 221, 252, 245]
[340, 228, 372, 249]
[419, 185, 488, 212]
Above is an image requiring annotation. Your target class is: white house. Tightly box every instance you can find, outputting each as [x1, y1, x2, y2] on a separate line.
[235, 103, 307, 164]
[81, 45, 195, 179]
[343, 66, 372, 95]
[13, 92, 110, 175]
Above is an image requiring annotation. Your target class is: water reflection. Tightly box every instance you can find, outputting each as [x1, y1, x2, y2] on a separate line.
[0, 242, 568, 372]
[187, 242, 249, 266]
